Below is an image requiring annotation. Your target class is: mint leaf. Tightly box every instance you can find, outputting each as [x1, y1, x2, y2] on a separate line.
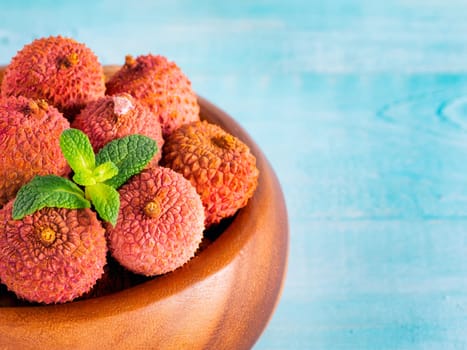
[73, 168, 96, 186]
[85, 183, 120, 226]
[60, 128, 96, 175]
[73, 161, 118, 186]
[92, 161, 119, 183]
[12, 175, 90, 219]
[96, 135, 157, 188]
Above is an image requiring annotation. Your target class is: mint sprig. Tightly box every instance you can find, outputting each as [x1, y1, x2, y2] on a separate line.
[12, 128, 157, 226]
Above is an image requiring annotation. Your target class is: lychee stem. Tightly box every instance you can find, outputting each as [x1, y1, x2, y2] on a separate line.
[38, 227, 56, 246]
[125, 55, 136, 67]
[27, 100, 40, 114]
[211, 135, 235, 150]
[144, 200, 161, 219]
[36, 99, 49, 111]
[25, 99, 48, 116]
[60, 52, 79, 68]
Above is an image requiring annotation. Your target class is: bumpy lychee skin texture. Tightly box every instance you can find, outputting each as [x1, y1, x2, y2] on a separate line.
[1, 35, 105, 118]
[0, 202, 107, 304]
[72, 93, 164, 165]
[106, 54, 200, 136]
[161, 120, 259, 227]
[0, 96, 70, 206]
[107, 167, 205, 276]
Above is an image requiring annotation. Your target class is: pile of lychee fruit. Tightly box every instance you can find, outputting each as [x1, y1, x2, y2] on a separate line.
[0, 36, 259, 304]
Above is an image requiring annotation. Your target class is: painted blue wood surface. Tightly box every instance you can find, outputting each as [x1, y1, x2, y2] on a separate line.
[1, 1, 467, 348]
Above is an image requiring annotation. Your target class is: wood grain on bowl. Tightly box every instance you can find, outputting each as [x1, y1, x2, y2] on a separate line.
[0, 66, 289, 350]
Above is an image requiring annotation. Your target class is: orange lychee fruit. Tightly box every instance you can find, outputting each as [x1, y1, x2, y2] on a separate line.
[0, 96, 70, 206]
[106, 167, 205, 276]
[1, 35, 105, 119]
[72, 93, 164, 165]
[161, 120, 259, 227]
[106, 54, 200, 137]
[0, 202, 107, 304]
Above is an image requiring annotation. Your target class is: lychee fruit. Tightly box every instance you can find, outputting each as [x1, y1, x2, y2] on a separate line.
[161, 120, 259, 227]
[0, 96, 70, 206]
[106, 167, 205, 276]
[72, 93, 164, 165]
[0, 201, 107, 304]
[1, 35, 105, 118]
[106, 54, 200, 137]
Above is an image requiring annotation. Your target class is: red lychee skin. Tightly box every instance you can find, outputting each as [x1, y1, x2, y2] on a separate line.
[106, 167, 205, 276]
[105, 54, 200, 137]
[161, 120, 259, 227]
[0, 96, 70, 206]
[0, 202, 107, 304]
[72, 93, 164, 166]
[1, 35, 105, 118]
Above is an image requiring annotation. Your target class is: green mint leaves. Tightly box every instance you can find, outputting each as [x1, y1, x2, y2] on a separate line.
[12, 129, 157, 226]
[96, 135, 158, 189]
[60, 128, 95, 176]
[85, 183, 120, 227]
[12, 175, 91, 219]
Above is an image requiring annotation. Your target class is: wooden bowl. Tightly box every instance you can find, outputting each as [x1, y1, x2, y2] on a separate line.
[0, 66, 289, 350]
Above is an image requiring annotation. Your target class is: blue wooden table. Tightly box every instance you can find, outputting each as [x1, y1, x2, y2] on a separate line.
[1, 1, 467, 348]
